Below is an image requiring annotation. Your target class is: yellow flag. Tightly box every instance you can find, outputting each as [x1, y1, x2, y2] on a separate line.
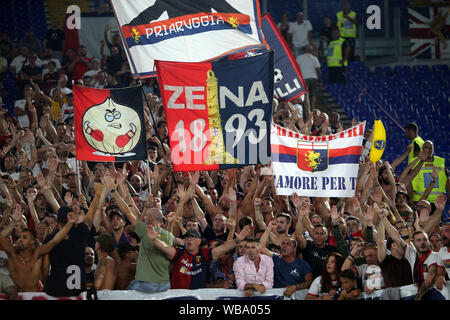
[369, 120, 386, 163]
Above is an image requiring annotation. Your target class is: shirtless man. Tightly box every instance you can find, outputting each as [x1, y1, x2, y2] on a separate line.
[93, 233, 116, 291]
[114, 242, 138, 290]
[269, 213, 293, 247]
[0, 207, 75, 292]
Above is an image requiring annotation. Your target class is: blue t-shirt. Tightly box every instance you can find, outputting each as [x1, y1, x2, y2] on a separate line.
[273, 254, 312, 288]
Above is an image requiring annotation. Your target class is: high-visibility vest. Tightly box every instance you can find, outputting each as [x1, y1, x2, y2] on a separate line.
[407, 136, 424, 164]
[327, 38, 348, 67]
[412, 156, 446, 203]
[337, 11, 357, 38]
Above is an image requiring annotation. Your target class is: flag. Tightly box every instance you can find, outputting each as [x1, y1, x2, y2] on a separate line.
[110, 0, 265, 78]
[73, 85, 147, 161]
[156, 51, 274, 171]
[261, 14, 307, 101]
[408, 7, 450, 59]
[271, 122, 365, 197]
[369, 120, 386, 163]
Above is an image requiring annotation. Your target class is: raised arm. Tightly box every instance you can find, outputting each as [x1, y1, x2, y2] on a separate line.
[146, 224, 176, 260]
[260, 220, 277, 251]
[294, 202, 309, 250]
[253, 198, 267, 232]
[37, 214, 76, 256]
[379, 204, 407, 251]
[422, 194, 446, 235]
[376, 209, 387, 263]
[212, 226, 250, 260]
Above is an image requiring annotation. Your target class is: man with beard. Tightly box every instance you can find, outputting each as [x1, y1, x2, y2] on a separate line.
[68, 45, 93, 81]
[266, 213, 292, 247]
[130, 174, 149, 201]
[203, 213, 229, 243]
[261, 222, 313, 298]
[383, 210, 443, 300]
[296, 202, 337, 278]
[85, 246, 96, 290]
[437, 222, 450, 290]
[378, 162, 397, 202]
[0, 208, 75, 292]
[115, 242, 138, 290]
[234, 237, 274, 297]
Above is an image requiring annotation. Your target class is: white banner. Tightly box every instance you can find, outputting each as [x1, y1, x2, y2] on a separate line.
[271, 122, 366, 197]
[110, 0, 265, 77]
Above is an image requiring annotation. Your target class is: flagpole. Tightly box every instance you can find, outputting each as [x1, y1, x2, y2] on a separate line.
[138, 83, 177, 189]
[76, 160, 82, 195]
[146, 158, 152, 195]
[305, 91, 311, 114]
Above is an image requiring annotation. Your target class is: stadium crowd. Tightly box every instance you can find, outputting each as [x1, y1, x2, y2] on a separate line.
[0, 2, 448, 301]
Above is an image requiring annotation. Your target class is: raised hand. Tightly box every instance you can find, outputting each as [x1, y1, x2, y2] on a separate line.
[236, 225, 251, 241]
[290, 193, 303, 208]
[330, 205, 339, 221]
[435, 194, 447, 211]
[228, 188, 237, 202]
[36, 173, 51, 191]
[188, 171, 200, 186]
[254, 198, 262, 208]
[146, 225, 160, 240]
[227, 218, 236, 230]
[166, 211, 176, 223]
[64, 192, 73, 206]
[48, 157, 59, 173]
[12, 204, 24, 222]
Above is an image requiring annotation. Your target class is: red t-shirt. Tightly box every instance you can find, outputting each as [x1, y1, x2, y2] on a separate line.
[72, 56, 92, 81]
[171, 247, 213, 289]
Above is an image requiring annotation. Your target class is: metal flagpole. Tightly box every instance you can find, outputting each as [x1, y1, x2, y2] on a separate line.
[146, 158, 152, 195]
[305, 91, 311, 114]
[76, 160, 82, 195]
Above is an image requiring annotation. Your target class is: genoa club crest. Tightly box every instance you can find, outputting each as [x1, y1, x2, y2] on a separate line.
[297, 141, 329, 172]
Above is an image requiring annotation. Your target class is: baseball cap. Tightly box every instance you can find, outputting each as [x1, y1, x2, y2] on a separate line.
[94, 233, 114, 252]
[117, 242, 139, 255]
[183, 229, 201, 239]
[109, 210, 125, 221]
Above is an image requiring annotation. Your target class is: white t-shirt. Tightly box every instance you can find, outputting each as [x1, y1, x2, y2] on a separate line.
[307, 276, 338, 297]
[10, 55, 27, 73]
[289, 21, 313, 48]
[437, 246, 450, 279]
[296, 53, 320, 80]
[403, 244, 438, 282]
[40, 58, 61, 69]
[14, 99, 30, 128]
[60, 103, 74, 121]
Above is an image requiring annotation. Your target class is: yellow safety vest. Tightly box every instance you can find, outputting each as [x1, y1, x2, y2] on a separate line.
[412, 156, 446, 203]
[337, 11, 357, 38]
[408, 136, 424, 164]
[327, 38, 348, 67]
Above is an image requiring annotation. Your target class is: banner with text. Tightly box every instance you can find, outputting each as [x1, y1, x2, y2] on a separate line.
[261, 14, 307, 101]
[110, 0, 265, 78]
[156, 51, 274, 171]
[271, 122, 365, 196]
